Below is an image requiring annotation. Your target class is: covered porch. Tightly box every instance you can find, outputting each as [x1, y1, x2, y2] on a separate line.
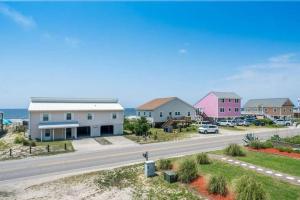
[38, 121, 79, 141]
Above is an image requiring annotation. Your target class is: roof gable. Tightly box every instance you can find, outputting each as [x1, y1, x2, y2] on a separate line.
[211, 91, 241, 99]
[137, 97, 176, 110]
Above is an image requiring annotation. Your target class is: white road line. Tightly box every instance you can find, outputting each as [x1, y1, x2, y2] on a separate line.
[249, 166, 256, 169]
[241, 163, 247, 166]
[221, 157, 227, 160]
[286, 176, 295, 180]
[257, 168, 263, 171]
[266, 171, 273, 174]
[228, 159, 233, 162]
[234, 161, 240, 164]
[275, 173, 283, 177]
[297, 180, 300, 183]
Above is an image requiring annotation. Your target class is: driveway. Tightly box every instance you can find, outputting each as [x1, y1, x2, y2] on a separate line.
[72, 136, 139, 152]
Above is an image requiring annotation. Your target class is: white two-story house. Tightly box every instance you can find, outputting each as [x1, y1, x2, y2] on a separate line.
[28, 97, 124, 141]
[136, 97, 196, 127]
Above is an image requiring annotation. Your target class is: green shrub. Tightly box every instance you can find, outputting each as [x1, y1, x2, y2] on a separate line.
[236, 175, 268, 200]
[208, 175, 228, 196]
[224, 144, 245, 156]
[263, 141, 273, 148]
[259, 118, 274, 126]
[277, 146, 293, 153]
[283, 135, 300, 145]
[177, 159, 198, 183]
[157, 159, 172, 170]
[14, 135, 26, 144]
[249, 140, 273, 149]
[196, 153, 210, 165]
[0, 141, 9, 151]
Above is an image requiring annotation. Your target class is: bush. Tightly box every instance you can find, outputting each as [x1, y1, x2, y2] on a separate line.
[249, 140, 273, 149]
[259, 118, 274, 126]
[208, 175, 228, 196]
[224, 144, 245, 156]
[177, 159, 198, 183]
[196, 153, 210, 165]
[236, 175, 267, 200]
[157, 159, 172, 170]
[14, 135, 26, 144]
[277, 146, 293, 153]
[14, 125, 27, 133]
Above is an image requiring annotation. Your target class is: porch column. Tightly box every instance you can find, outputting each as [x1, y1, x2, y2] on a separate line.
[52, 129, 55, 141]
[74, 127, 77, 139]
[40, 129, 43, 142]
[64, 128, 66, 140]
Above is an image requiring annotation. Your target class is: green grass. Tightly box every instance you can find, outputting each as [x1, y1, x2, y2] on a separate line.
[36, 140, 74, 153]
[194, 160, 300, 200]
[213, 147, 300, 177]
[124, 127, 197, 144]
[233, 150, 300, 177]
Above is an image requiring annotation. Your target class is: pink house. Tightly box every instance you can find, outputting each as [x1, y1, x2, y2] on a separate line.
[194, 91, 241, 119]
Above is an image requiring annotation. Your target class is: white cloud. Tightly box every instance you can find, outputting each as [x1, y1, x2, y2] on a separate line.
[0, 3, 36, 29]
[178, 48, 187, 54]
[64, 36, 81, 48]
[220, 53, 300, 101]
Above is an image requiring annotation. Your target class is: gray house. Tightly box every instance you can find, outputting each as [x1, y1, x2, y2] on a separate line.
[136, 97, 196, 127]
[28, 97, 124, 141]
[243, 98, 294, 119]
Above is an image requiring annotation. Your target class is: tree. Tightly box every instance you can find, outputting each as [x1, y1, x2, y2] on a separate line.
[134, 117, 150, 136]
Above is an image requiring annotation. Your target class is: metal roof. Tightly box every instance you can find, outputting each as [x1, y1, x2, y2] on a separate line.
[29, 97, 124, 111]
[211, 92, 241, 99]
[38, 121, 79, 129]
[244, 98, 294, 108]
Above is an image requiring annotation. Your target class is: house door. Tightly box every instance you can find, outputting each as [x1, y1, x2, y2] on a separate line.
[66, 128, 72, 139]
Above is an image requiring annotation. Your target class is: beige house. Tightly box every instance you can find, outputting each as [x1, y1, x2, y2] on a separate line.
[136, 97, 196, 127]
[29, 97, 124, 141]
[243, 98, 294, 119]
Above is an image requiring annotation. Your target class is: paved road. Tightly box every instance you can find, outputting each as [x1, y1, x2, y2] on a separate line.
[0, 127, 299, 185]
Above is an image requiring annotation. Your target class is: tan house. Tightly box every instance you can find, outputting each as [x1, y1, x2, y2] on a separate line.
[29, 97, 124, 141]
[136, 97, 196, 127]
[243, 98, 294, 119]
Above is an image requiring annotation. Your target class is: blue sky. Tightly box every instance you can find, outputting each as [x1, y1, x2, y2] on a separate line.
[0, 2, 300, 108]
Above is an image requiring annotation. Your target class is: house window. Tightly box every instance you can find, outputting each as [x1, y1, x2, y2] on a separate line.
[273, 108, 277, 112]
[138, 112, 140, 116]
[45, 129, 51, 137]
[221, 99, 225, 103]
[169, 112, 172, 116]
[87, 113, 93, 120]
[42, 113, 49, 122]
[235, 99, 239, 103]
[290, 109, 292, 112]
[144, 112, 146, 116]
[229, 108, 231, 112]
[188, 112, 191, 116]
[66, 113, 72, 120]
[229, 99, 231, 102]
[220, 108, 225, 113]
[235, 108, 239, 112]
[160, 112, 163, 117]
[149, 112, 151, 117]
[112, 113, 117, 119]
[264, 108, 268, 112]
[283, 109, 286, 112]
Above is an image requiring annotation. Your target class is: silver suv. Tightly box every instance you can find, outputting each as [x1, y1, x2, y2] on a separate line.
[274, 119, 292, 126]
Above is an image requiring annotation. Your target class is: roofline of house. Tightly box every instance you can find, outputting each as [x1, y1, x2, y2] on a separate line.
[30, 97, 119, 104]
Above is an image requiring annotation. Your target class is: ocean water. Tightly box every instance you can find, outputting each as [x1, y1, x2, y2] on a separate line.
[0, 108, 136, 119]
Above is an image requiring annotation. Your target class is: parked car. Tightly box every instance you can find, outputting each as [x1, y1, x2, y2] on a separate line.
[253, 120, 265, 126]
[218, 120, 236, 127]
[198, 125, 219, 134]
[236, 119, 250, 126]
[274, 119, 292, 126]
